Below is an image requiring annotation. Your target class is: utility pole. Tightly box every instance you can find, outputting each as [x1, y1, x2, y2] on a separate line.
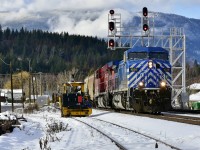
[35, 76, 38, 99]
[21, 71, 24, 108]
[32, 76, 35, 103]
[27, 59, 31, 104]
[0, 91, 1, 113]
[18, 58, 24, 109]
[0, 58, 14, 112]
[10, 62, 14, 112]
[39, 72, 42, 95]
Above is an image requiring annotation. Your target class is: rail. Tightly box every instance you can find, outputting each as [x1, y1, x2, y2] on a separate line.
[72, 118, 128, 150]
[91, 117, 181, 150]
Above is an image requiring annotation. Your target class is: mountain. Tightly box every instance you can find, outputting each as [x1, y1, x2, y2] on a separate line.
[152, 13, 200, 63]
[1, 11, 200, 63]
[124, 12, 200, 63]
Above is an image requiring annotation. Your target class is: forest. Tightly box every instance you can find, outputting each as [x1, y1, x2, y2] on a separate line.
[0, 26, 123, 78]
[0, 26, 199, 95]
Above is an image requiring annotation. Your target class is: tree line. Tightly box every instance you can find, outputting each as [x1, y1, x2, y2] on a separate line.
[0, 26, 123, 81]
[0, 25, 199, 90]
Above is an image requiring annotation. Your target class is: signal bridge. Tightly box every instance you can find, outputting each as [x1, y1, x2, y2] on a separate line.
[107, 8, 188, 109]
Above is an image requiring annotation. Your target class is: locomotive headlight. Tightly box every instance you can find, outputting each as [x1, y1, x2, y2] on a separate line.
[160, 81, 166, 87]
[138, 81, 144, 87]
[148, 61, 153, 68]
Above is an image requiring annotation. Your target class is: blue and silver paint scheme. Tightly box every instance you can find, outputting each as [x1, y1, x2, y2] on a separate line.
[118, 47, 172, 90]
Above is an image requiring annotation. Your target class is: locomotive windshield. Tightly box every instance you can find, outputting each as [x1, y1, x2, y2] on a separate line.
[128, 52, 168, 60]
[149, 52, 168, 60]
[128, 52, 148, 60]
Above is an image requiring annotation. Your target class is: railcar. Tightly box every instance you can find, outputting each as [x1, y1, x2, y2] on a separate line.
[60, 82, 92, 117]
[90, 47, 172, 113]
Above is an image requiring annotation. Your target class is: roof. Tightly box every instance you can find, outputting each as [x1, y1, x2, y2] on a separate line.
[126, 47, 168, 53]
[0, 89, 22, 93]
[188, 83, 200, 90]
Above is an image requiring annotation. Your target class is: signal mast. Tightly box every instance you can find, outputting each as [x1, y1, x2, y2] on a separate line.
[107, 7, 188, 109]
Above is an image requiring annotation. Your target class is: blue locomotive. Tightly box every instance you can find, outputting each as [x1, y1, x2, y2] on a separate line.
[92, 46, 172, 113]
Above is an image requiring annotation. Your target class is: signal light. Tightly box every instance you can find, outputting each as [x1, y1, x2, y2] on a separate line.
[143, 24, 149, 31]
[143, 7, 148, 17]
[142, 7, 149, 32]
[110, 10, 114, 15]
[109, 21, 115, 31]
[109, 39, 114, 47]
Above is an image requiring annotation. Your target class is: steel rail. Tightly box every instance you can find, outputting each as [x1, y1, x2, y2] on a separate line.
[72, 118, 128, 150]
[91, 117, 181, 150]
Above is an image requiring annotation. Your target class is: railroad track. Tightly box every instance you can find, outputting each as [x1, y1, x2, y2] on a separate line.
[72, 118, 127, 150]
[160, 113, 200, 125]
[96, 108, 200, 126]
[129, 112, 200, 126]
[73, 117, 180, 150]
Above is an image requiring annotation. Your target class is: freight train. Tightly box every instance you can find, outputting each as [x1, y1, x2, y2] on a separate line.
[85, 46, 172, 113]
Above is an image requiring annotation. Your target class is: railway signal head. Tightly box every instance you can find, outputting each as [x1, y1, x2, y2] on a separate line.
[109, 21, 115, 31]
[142, 7, 149, 32]
[109, 39, 115, 48]
[143, 24, 149, 31]
[143, 7, 148, 17]
[109, 10, 115, 15]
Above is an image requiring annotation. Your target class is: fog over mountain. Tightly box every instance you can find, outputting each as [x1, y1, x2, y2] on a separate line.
[0, 10, 200, 63]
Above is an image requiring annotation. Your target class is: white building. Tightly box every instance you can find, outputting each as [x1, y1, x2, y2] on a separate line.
[0, 89, 22, 101]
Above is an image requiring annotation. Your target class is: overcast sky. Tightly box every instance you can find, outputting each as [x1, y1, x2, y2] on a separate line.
[0, 0, 199, 37]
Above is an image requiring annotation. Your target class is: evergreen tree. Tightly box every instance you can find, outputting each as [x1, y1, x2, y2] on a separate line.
[0, 26, 123, 80]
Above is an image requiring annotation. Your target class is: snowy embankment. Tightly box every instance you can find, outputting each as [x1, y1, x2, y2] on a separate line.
[0, 107, 200, 150]
[0, 107, 119, 150]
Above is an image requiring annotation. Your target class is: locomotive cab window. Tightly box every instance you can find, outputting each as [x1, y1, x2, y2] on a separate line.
[128, 52, 148, 60]
[149, 52, 168, 60]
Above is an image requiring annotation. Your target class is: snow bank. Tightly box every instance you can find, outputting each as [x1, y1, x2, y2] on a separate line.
[188, 83, 200, 90]
[0, 111, 17, 120]
[189, 91, 200, 101]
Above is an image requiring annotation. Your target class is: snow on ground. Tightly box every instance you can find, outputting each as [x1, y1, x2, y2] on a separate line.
[90, 109, 200, 150]
[190, 91, 200, 101]
[188, 83, 200, 90]
[0, 107, 119, 150]
[77, 117, 172, 150]
[0, 107, 200, 150]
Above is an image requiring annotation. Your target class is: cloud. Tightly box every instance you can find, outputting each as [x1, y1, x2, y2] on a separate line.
[48, 11, 108, 37]
[47, 9, 133, 37]
[0, 0, 25, 11]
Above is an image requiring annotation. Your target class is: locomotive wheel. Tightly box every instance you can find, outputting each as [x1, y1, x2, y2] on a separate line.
[132, 98, 144, 113]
